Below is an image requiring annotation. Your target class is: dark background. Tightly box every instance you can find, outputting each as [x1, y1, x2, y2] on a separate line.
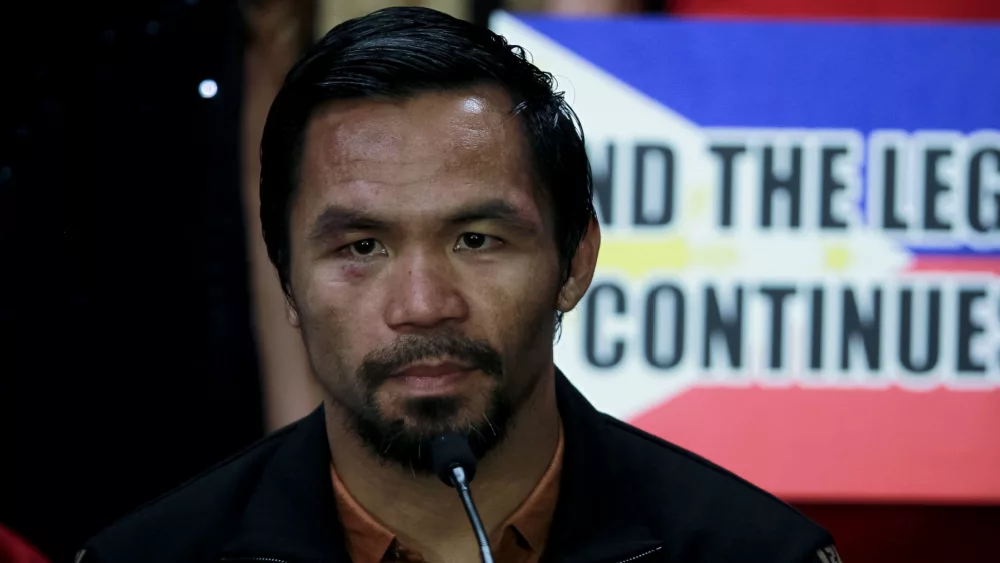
[3, 2, 999, 562]
[2, 1, 263, 560]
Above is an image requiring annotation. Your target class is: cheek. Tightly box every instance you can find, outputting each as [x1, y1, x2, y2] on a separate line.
[465, 255, 559, 340]
[300, 261, 382, 320]
[295, 266, 386, 368]
[339, 263, 369, 281]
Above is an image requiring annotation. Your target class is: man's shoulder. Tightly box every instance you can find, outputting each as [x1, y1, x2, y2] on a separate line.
[599, 414, 835, 560]
[80, 421, 302, 563]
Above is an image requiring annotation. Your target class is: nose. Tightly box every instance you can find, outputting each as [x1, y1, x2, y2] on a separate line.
[383, 251, 469, 332]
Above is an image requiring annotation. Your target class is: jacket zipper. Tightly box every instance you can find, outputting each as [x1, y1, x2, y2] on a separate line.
[219, 558, 290, 563]
[615, 545, 663, 563]
[218, 545, 664, 563]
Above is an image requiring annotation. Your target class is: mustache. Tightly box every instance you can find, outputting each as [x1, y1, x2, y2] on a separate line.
[358, 330, 504, 387]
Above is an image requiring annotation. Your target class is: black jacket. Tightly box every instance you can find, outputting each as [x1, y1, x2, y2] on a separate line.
[80, 372, 837, 563]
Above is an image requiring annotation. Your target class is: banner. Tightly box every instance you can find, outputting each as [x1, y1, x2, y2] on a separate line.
[492, 14, 1000, 502]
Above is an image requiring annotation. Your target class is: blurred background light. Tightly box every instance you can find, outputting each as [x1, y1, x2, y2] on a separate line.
[198, 79, 218, 99]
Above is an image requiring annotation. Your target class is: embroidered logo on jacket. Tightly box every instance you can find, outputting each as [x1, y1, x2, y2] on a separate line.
[817, 545, 843, 563]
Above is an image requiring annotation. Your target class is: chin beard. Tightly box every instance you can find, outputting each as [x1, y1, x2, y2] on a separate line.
[348, 392, 515, 475]
[339, 329, 514, 474]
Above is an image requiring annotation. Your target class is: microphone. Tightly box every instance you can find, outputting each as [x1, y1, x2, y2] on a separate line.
[430, 433, 495, 563]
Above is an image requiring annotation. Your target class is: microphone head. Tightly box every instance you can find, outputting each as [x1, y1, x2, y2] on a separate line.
[429, 433, 477, 487]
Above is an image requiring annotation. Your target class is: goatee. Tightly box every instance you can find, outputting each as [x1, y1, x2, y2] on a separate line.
[346, 330, 513, 474]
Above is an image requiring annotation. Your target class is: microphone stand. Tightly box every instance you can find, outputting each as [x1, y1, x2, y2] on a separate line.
[430, 434, 495, 563]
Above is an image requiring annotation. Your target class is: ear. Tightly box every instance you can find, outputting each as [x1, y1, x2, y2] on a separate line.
[556, 218, 601, 313]
[285, 291, 301, 328]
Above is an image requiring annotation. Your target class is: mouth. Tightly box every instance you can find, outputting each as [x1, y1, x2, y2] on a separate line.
[388, 360, 476, 395]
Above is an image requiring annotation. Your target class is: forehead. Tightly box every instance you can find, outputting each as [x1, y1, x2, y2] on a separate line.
[297, 86, 540, 216]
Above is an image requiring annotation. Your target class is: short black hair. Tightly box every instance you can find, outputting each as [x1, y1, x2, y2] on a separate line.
[260, 6, 595, 324]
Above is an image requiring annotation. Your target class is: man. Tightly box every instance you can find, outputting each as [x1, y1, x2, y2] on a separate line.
[80, 7, 838, 563]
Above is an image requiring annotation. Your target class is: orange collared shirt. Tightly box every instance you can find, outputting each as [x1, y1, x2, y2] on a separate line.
[330, 426, 564, 563]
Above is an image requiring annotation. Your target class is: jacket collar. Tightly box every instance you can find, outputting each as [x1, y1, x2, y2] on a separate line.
[218, 371, 660, 563]
[217, 405, 349, 563]
[544, 370, 662, 563]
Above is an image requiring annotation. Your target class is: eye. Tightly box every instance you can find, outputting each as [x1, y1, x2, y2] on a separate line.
[344, 238, 386, 259]
[455, 233, 502, 251]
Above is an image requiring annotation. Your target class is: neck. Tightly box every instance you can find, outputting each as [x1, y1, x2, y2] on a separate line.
[324, 367, 560, 562]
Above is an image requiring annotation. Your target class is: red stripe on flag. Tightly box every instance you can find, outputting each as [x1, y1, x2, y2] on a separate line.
[907, 257, 1000, 275]
[629, 386, 1000, 503]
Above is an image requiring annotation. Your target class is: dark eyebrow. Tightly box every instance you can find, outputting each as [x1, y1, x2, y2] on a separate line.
[446, 199, 540, 235]
[307, 205, 388, 242]
[307, 199, 540, 242]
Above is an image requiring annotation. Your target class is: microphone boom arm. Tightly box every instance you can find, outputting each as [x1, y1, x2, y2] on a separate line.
[430, 433, 496, 563]
[449, 466, 494, 563]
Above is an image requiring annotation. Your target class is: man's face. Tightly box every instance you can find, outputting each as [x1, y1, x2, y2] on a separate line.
[287, 87, 563, 471]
